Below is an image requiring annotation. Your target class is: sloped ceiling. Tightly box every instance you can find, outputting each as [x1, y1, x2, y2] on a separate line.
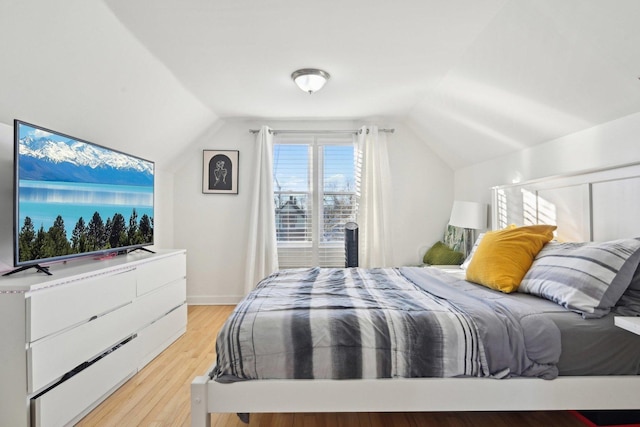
[2, 0, 640, 170]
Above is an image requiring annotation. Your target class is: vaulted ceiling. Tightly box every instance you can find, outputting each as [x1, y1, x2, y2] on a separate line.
[2, 0, 639, 170]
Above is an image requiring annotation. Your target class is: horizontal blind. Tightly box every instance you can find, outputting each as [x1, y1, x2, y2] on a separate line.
[274, 143, 312, 267]
[273, 138, 357, 268]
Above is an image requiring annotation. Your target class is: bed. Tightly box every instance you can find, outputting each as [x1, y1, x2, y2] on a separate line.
[191, 163, 640, 426]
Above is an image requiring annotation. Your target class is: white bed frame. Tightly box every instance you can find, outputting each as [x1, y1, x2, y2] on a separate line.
[191, 373, 640, 426]
[191, 162, 640, 426]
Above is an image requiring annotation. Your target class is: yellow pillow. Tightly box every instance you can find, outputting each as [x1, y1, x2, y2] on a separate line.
[465, 224, 556, 293]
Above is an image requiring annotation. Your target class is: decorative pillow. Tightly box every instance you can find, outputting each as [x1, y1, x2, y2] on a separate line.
[423, 241, 465, 265]
[465, 224, 556, 293]
[442, 224, 464, 252]
[462, 225, 518, 270]
[461, 233, 485, 270]
[519, 238, 640, 318]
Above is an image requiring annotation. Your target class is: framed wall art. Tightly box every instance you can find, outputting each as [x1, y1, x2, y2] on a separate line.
[202, 150, 239, 194]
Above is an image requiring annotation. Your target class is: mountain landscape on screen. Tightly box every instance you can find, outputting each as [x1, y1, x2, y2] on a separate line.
[19, 134, 153, 186]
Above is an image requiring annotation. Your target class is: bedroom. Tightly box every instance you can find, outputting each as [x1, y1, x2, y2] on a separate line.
[1, 0, 640, 426]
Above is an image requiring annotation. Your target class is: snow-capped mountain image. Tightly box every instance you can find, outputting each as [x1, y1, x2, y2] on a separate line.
[18, 124, 154, 186]
[21, 134, 153, 173]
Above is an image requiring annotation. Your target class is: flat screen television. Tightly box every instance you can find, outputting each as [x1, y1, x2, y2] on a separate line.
[6, 120, 155, 275]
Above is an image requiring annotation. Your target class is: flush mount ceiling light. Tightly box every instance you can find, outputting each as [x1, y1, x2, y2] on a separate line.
[291, 68, 330, 94]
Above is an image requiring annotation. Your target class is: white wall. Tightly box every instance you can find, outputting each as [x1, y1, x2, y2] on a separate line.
[454, 112, 640, 210]
[174, 119, 454, 304]
[151, 167, 175, 250]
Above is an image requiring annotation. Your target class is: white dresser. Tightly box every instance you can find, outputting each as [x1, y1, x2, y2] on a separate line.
[0, 249, 187, 427]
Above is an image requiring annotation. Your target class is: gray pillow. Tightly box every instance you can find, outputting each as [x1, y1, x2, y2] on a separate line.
[613, 262, 640, 316]
[519, 238, 640, 318]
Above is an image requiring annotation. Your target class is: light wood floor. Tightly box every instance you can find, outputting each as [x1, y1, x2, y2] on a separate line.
[78, 305, 586, 427]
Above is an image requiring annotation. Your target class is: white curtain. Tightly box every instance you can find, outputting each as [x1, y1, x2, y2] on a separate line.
[245, 126, 278, 294]
[356, 125, 394, 267]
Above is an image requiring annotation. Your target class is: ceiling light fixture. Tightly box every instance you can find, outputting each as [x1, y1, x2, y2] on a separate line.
[291, 68, 330, 94]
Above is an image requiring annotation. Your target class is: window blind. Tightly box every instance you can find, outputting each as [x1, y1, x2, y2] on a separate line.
[273, 137, 357, 268]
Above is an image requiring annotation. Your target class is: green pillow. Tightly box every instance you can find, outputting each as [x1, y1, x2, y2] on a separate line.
[423, 241, 465, 265]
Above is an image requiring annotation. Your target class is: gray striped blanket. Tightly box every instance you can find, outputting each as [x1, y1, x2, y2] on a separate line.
[213, 267, 560, 382]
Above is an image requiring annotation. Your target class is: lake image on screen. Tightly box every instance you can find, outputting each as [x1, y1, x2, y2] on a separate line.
[19, 180, 154, 231]
[16, 123, 154, 263]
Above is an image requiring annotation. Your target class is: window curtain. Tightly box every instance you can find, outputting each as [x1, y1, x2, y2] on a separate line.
[356, 125, 394, 267]
[245, 126, 278, 294]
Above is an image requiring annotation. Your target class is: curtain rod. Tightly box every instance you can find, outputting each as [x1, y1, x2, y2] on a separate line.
[248, 128, 395, 135]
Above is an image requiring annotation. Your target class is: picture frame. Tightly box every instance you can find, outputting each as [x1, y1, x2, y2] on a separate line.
[202, 150, 239, 194]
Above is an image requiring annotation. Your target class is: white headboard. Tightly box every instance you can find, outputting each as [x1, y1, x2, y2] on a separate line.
[491, 162, 640, 242]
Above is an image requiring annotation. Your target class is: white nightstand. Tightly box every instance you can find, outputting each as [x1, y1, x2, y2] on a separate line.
[614, 317, 640, 335]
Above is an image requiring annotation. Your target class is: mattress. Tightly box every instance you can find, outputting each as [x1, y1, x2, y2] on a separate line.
[552, 313, 640, 375]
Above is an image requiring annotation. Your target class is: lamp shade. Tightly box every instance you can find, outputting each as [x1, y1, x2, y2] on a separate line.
[291, 68, 330, 94]
[449, 200, 487, 230]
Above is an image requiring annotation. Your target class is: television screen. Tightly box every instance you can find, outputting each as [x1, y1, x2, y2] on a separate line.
[12, 120, 154, 269]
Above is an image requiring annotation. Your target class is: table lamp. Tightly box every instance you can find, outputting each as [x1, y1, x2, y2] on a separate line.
[449, 200, 487, 258]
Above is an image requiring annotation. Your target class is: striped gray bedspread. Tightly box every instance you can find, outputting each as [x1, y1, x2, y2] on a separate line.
[213, 267, 561, 382]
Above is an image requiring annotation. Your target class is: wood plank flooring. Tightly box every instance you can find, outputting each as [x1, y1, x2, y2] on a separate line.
[77, 305, 586, 427]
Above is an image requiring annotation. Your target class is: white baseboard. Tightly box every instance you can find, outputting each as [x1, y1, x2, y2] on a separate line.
[187, 295, 243, 305]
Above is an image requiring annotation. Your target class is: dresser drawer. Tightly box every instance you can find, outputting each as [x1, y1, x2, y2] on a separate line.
[137, 303, 187, 368]
[28, 303, 136, 394]
[30, 335, 138, 427]
[132, 278, 186, 330]
[136, 253, 186, 296]
[27, 268, 136, 343]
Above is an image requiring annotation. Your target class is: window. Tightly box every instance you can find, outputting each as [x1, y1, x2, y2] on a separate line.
[273, 135, 358, 268]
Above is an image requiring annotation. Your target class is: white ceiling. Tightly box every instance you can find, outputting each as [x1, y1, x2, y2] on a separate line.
[2, 0, 640, 170]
